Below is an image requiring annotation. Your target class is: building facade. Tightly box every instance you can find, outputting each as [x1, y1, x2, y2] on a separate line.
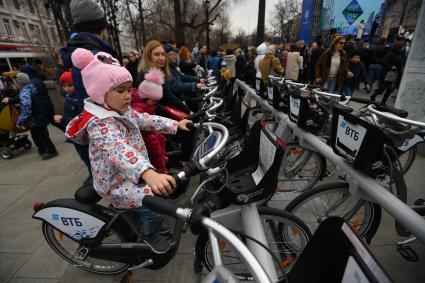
[0, 0, 62, 73]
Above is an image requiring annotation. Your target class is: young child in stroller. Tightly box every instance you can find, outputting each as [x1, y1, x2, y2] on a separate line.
[0, 75, 32, 159]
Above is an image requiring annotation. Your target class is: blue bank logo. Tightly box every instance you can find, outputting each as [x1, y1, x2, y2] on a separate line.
[342, 0, 363, 25]
[340, 121, 347, 128]
[52, 214, 60, 221]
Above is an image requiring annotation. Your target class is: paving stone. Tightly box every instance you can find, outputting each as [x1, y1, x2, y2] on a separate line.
[58, 265, 114, 283]
[370, 244, 425, 283]
[0, 252, 30, 283]
[169, 254, 199, 283]
[0, 218, 44, 253]
[8, 279, 58, 283]
[14, 242, 70, 279]
[114, 259, 174, 282]
[0, 185, 33, 215]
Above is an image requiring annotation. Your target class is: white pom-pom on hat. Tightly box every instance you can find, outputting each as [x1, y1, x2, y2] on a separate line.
[71, 48, 94, 70]
[138, 68, 164, 100]
[144, 68, 164, 85]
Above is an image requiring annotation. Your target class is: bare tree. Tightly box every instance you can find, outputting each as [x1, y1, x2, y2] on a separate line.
[233, 29, 248, 47]
[44, 0, 73, 40]
[210, 11, 231, 48]
[269, 0, 301, 43]
[156, 0, 224, 46]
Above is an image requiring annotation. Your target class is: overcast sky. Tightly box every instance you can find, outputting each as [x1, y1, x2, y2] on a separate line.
[228, 0, 280, 35]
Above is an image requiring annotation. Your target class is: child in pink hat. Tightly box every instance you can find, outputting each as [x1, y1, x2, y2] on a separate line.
[131, 68, 168, 174]
[65, 48, 192, 253]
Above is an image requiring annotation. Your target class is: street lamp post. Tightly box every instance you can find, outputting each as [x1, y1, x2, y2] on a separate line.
[203, 0, 210, 53]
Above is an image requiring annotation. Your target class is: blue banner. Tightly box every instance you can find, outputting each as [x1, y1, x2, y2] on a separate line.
[299, 0, 315, 44]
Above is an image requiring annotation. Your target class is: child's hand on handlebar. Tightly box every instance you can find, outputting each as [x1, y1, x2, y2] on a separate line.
[141, 169, 176, 196]
[197, 83, 206, 90]
[178, 119, 193, 131]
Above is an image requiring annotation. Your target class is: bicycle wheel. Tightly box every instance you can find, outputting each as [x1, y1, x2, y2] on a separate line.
[42, 222, 130, 274]
[398, 145, 417, 175]
[285, 182, 381, 243]
[276, 143, 326, 193]
[196, 207, 311, 281]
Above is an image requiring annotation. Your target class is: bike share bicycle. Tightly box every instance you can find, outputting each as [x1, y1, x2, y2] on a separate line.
[32, 85, 311, 282]
[283, 88, 415, 242]
[235, 77, 425, 245]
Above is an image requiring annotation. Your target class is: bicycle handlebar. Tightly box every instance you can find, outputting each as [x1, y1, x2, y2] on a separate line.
[312, 88, 343, 99]
[205, 97, 223, 117]
[368, 104, 425, 128]
[141, 195, 272, 282]
[143, 195, 180, 218]
[285, 80, 306, 88]
[204, 86, 218, 99]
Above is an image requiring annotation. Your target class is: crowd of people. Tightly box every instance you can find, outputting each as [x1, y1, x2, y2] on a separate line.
[0, 0, 415, 254]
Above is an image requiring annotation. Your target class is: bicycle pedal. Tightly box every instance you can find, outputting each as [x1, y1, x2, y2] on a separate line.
[73, 247, 89, 261]
[396, 245, 419, 262]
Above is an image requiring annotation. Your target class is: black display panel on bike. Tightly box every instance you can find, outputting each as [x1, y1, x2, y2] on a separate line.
[194, 131, 220, 159]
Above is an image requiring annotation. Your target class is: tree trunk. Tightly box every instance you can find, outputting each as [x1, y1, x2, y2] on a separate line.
[138, 0, 146, 47]
[256, 0, 266, 45]
[173, 0, 186, 46]
[126, 0, 139, 50]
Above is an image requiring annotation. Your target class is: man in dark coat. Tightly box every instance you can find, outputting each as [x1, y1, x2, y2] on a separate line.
[59, 0, 118, 183]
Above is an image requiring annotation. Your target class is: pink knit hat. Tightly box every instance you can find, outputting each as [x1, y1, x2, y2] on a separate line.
[138, 68, 164, 100]
[71, 48, 132, 104]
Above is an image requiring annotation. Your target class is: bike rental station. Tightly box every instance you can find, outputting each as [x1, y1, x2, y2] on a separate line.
[28, 65, 425, 282]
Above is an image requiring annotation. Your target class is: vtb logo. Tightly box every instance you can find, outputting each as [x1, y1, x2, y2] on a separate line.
[52, 214, 83, 227]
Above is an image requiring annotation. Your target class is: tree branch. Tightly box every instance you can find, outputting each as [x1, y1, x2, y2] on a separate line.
[159, 19, 174, 30]
[209, 0, 223, 14]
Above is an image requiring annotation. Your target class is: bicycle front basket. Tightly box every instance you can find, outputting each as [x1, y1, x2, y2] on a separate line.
[289, 89, 327, 135]
[330, 107, 386, 176]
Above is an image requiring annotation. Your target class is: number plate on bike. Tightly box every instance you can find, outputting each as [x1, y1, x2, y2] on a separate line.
[267, 86, 273, 102]
[289, 96, 301, 123]
[330, 107, 386, 175]
[195, 131, 220, 159]
[335, 116, 367, 160]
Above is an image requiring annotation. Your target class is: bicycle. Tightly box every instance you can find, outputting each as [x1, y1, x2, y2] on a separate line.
[33, 120, 310, 282]
[284, 91, 410, 242]
[234, 79, 425, 246]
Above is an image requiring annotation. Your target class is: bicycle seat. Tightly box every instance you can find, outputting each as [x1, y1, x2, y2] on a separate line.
[75, 184, 102, 204]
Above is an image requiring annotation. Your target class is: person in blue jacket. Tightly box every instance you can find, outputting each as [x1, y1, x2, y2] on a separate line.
[11, 73, 57, 159]
[164, 44, 205, 112]
[59, 0, 118, 184]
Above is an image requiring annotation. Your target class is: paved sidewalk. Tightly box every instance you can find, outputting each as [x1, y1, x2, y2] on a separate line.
[0, 128, 199, 283]
[0, 89, 424, 282]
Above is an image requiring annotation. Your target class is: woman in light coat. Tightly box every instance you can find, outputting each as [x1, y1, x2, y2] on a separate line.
[254, 42, 269, 80]
[285, 45, 303, 81]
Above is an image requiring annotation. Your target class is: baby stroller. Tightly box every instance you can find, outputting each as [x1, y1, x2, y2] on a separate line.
[0, 102, 32, 159]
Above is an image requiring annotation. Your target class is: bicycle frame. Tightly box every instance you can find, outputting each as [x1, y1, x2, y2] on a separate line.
[235, 79, 425, 244]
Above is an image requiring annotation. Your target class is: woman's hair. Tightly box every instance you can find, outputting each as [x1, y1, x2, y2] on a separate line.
[226, 48, 234, 55]
[291, 44, 299, 52]
[179, 46, 191, 61]
[248, 46, 256, 56]
[128, 50, 137, 58]
[329, 35, 346, 53]
[139, 40, 171, 78]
